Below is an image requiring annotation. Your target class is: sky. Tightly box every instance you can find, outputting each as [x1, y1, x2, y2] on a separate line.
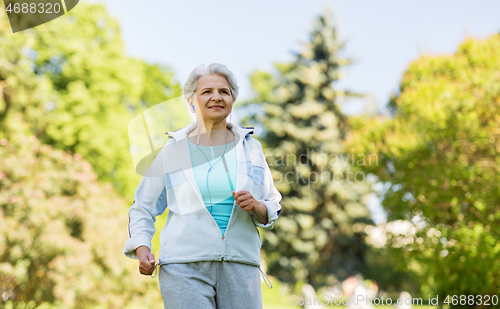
[83, 0, 500, 118]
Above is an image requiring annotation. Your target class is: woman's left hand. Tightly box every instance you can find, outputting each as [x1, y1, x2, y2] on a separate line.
[232, 190, 268, 225]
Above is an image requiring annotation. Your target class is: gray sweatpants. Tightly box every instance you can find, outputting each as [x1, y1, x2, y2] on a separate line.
[159, 261, 263, 309]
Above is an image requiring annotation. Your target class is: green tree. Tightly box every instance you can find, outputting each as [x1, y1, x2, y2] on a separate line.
[0, 3, 190, 197]
[346, 33, 500, 304]
[0, 133, 163, 308]
[243, 7, 373, 290]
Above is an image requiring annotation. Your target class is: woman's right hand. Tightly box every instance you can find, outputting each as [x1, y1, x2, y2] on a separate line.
[136, 246, 156, 276]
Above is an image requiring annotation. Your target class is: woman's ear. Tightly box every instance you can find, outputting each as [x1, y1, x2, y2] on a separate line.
[189, 97, 198, 112]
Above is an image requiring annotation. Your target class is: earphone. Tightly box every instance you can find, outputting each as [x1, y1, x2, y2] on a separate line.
[191, 99, 233, 215]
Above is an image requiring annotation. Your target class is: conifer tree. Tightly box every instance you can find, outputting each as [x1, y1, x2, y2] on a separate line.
[243, 7, 373, 289]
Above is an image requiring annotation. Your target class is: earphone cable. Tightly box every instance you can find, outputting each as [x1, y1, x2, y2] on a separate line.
[194, 112, 232, 215]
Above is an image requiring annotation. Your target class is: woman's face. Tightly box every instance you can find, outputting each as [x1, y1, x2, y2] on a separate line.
[191, 74, 233, 122]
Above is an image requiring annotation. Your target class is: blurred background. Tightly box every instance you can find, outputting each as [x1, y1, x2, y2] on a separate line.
[1, 0, 499, 308]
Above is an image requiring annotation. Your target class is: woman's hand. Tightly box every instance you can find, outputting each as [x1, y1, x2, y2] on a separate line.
[136, 246, 156, 276]
[232, 190, 268, 225]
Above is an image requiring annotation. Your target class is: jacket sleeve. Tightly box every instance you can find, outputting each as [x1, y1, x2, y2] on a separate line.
[251, 141, 282, 230]
[124, 149, 168, 259]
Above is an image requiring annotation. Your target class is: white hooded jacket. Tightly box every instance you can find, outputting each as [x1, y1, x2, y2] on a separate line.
[124, 121, 282, 267]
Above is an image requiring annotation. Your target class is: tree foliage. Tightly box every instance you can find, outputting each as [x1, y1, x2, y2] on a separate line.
[0, 134, 163, 308]
[243, 7, 373, 289]
[0, 3, 190, 197]
[0, 3, 190, 307]
[346, 33, 500, 302]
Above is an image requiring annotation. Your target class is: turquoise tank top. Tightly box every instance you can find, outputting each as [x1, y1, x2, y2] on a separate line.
[188, 138, 238, 236]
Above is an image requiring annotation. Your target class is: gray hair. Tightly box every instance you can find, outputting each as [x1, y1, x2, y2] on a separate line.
[183, 63, 239, 103]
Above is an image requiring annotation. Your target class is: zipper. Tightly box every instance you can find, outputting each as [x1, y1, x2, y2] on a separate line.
[221, 235, 225, 261]
[220, 197, 238, 262]
[202, 202, 226, 259]
[213, 139, 239, 261]
[212, 198, 236, 261]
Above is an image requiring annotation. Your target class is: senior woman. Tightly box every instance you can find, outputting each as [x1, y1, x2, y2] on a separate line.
[124, 63, 282, 309]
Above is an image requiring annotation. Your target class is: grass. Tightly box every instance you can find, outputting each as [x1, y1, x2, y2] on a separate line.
[261, 278, 296, 309]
